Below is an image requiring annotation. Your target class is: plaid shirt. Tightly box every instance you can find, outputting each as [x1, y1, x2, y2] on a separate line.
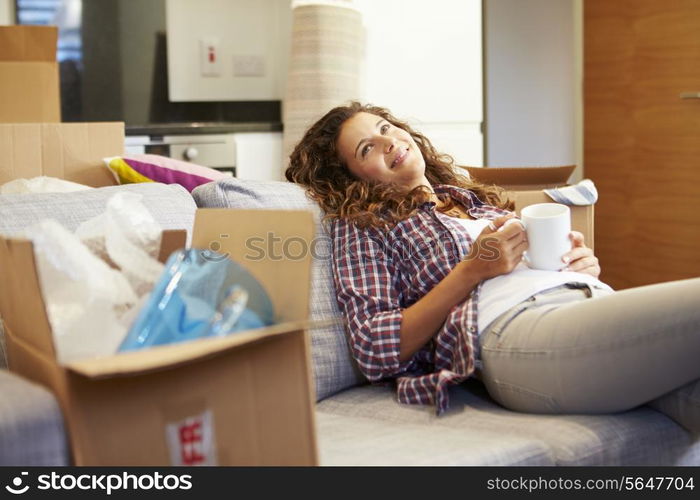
[331, 185, 511, 414]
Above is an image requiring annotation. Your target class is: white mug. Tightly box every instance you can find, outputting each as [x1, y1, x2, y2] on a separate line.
[519, 203, 571, 271]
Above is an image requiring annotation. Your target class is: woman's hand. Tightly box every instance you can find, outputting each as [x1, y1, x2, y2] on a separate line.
[400, 214, 525, 361]
[562, 231, 600, 278]
[466, 215, 528, 281]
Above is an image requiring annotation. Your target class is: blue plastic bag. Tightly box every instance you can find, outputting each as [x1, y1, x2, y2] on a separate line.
[118, 248, 274, 352]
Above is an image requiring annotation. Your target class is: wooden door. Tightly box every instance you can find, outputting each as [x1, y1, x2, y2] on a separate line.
[584, 0, 700, 289]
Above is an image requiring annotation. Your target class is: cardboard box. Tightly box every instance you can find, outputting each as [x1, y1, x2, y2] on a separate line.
[0, 210, 318, 465]
[0, 122, 123, 187]
[462, 165, 594, 249]
[463, 165, 576, 190]
[0, 26, 60, 123]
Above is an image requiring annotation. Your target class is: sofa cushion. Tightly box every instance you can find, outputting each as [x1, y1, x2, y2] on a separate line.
[105, 154, 230, 192]
[192, 179, 366, 401]
[316, 381, 700, 465]
[316, 411, 554, 465]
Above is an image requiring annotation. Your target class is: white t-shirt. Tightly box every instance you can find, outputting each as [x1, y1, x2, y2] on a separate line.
[453, 217, 614, 333]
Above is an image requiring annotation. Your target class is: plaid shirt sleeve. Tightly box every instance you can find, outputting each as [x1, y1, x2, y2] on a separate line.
[331, 218, 409, 381]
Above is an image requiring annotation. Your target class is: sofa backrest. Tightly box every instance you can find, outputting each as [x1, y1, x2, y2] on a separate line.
[0, 183, 196, 235]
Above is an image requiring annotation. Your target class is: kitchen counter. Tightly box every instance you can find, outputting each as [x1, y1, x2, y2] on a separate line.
[126, 121, 283, 136]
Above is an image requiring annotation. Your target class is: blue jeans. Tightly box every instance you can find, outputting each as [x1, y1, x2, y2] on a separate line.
[478, 278, 700, 433]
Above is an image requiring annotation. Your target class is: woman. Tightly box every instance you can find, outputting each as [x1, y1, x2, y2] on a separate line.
[286, 102, 699, 432]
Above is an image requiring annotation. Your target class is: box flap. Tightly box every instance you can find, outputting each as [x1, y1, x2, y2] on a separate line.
[0, 123, 124, 186]
[192, 209, 315, 324]
[157, 230, 187, 263]
[0, 237, 57, 359]
[64, 326, 318, 466]
[64, 320, 312, 378]
[0, 26, 57, 62]
[462, 165, 575, 189]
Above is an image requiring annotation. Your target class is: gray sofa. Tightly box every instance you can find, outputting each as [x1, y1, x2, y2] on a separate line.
[1, 179, 698, 465]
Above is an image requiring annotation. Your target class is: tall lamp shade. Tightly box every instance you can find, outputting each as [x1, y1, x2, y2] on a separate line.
[282, 0, 363, 164]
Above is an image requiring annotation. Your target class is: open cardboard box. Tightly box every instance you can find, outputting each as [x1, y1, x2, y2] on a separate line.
[0, 122, 124, 187]
[0, 209, 318, 465]
[463, 165, 594, 248]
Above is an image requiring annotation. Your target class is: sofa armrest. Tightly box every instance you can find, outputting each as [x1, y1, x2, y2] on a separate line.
[0, 369, 69, 465]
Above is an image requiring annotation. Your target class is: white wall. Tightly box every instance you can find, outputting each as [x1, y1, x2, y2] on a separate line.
[485, 0, 577, 171]
[166, 0, 291, 102]
[359, 0, 483, 166]
[0, 0, 13, 24]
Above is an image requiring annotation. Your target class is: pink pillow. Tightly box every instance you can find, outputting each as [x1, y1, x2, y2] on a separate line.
[105, 154, 230, 192]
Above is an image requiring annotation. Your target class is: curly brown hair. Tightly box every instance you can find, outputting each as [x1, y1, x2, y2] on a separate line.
[285, 102, 513, 229]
